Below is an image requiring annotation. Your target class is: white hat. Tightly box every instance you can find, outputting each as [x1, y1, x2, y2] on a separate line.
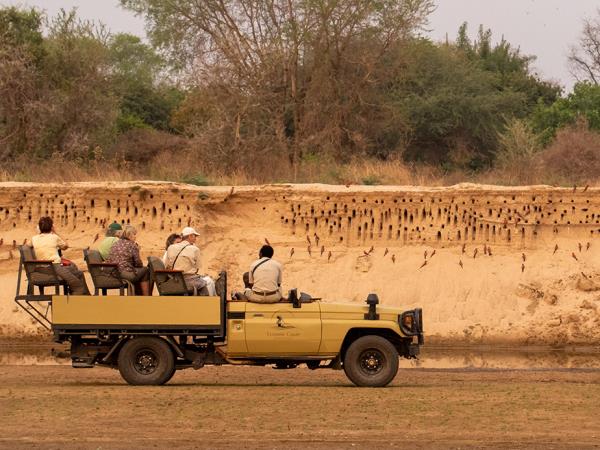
[181, 226, 200, 237]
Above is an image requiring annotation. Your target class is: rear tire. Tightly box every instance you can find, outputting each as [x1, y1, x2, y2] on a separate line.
[343, 335, 399, 387]
[117, 337, 175, 386]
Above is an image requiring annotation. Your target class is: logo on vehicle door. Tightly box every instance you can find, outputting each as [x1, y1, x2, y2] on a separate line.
[276, 315, 295, 329]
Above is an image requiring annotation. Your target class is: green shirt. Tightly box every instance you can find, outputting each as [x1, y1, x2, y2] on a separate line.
[98, 236, 119, 260]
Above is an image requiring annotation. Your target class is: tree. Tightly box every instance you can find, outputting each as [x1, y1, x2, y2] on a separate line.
[121, 0, 435, 176]
[569, 10, 600, 84]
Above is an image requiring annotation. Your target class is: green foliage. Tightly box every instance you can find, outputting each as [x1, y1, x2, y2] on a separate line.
[495, 119, 541, 167]
[531, 82, 600, 144]
[184, 173, 211, 186]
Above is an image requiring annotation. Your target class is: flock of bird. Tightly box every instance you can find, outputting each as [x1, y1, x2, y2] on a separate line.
[274, 233, 593, 274]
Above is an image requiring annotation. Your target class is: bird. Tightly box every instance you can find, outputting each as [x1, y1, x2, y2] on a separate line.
[521, 263, 525, 273]
[462, 243, 466, 254]
[553, 244, 559, 255]
[0, 238, 3, 246]
[586, 242, 591, 251]
[483, 244, 487, 255]
[384, 248, 389, 257]
[12, 240, 16, 249]
[424, 250, 428, 259]
[307, 246, 312, 256]
[229, 186, 235, 196]
[363, 250, 370, 257]
[419, 260, 427, 269]
[578, 242, 582, 252]
[328, 251, 332, 262]
[320, 245, 325, 256]
[459, 260, 464, 269]
[573, 185, 577, 193]
[522, 253, 526, 262]
[368, 246, 374, 254]
[487, 247, 493, 257]
[391, 254, 396, 264]
[22, 238, 27, 246]
[572, 252, 578, 261]
[583, 185, 589, 192]
[306, 235, 311, 245]
[314, 234, 320, 246]
[265, 238, 271, 246]
[430, 250, 436, 258]
[290, 248, 295, 258]
[92, 233, 99, 243]
[581, 272, 588, 279]
[473, 248, 478, 259]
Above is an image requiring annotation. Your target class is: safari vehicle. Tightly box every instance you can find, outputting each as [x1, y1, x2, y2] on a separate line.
[15, 247, 423, 387]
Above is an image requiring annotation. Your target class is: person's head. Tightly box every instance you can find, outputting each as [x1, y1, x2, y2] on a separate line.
[38, 216, 53, 234]
[121, 225, 138, 241]
[165, 233, 182, 250]
[106, 222, 123, 237]
[181, 227, 200, 243]
[259, 245, 274, 259]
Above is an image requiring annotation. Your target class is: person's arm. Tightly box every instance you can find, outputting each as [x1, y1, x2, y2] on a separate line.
[248, 261, 255, 284]
[132, 242, 143, 268]
[55, 233, 68, 250]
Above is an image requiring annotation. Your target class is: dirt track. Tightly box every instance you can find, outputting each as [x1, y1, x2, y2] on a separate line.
[1, 364, 599, 449]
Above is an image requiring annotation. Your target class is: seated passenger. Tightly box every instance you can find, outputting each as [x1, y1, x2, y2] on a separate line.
[107, 225, 150, 295]
[164, 227, 215, 296]
[243, 245, 283, 303]
[31, 216, 90, 295]
[97, 222, 123, 260]
[161, 233, 182, 266]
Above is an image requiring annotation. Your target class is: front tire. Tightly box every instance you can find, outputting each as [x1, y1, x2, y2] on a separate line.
[343, 335, 399, 387]
[117, 337, 175, 386]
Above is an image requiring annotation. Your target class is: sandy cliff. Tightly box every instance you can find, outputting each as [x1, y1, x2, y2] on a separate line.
[0, 182, 599, 346]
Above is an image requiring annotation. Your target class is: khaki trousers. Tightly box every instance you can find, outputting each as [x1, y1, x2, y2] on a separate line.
[54, 263, 90, 295]
[244, 288, 281, 304]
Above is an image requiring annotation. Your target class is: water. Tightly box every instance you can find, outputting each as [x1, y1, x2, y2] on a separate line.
[2, 341, 600, 369]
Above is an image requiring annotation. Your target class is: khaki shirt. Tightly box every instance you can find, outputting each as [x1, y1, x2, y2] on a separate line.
[165, 241, 202, 275]
[249, 257, 282, 293]
[31, 233, 66, 264]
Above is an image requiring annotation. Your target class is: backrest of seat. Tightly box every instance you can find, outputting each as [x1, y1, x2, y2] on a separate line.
[20, 245, 58, 285]
[84, 248, 124, 289]
[147, 256, 165, 271]
[148, 256, 188, 295]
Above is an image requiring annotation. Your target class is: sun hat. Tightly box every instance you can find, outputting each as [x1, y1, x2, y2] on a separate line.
[181, 227, 200, 237]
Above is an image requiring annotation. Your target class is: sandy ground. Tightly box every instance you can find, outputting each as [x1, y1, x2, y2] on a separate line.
[1, 182, 599, 346]
[0, 364, 599, 449]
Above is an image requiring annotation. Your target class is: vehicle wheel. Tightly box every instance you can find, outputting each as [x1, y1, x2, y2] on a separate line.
[343, 335, 399, 387]
[117, 337, 175, 386]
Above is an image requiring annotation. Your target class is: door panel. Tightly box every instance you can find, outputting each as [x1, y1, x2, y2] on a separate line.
[244, 302, 321, 355]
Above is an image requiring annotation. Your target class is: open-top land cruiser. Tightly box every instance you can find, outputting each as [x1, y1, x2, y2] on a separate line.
[15, 248, 423, 387]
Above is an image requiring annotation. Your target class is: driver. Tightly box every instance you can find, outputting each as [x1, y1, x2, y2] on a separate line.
[242, 245, 283, 303]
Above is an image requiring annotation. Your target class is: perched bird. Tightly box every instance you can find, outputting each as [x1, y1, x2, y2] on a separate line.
[553, 244, 559, 255]
[572, 252, 578, 261]
[522, 253, 526, 262]
[229, 186, 235, 196]
[92, 233, 99, 244]
[424, 250, 428, 260]
[473, 248, 478, 259]
[459, 260, 464, 269]
[306, 235, 311, 245]
[265, 238, 271, 246]
[368, 246, 374, 254]
[462, 243, 466, 254]
[578, 242, 582, 252]
[581, 272, 588, 279]
[328, 251, 332, 262]
[22, 238, 27, 246]
[307, 246, 312, 256]
[419, 260, 427, 269]
[290, 248, 295, 258]
[488, 247, 493, 257]
[430, 250, 436, 258]
[391, 254, 396, 264]
[12, 240, 16, 249]
[363, 250, 370, 257]
[384, 248, 389, 257]
[0, 238, 3, 246]
[521, 263, 525, 273]
[583, 185, 589, 193]
[586, 242, 591, 251]
[320, 245, 325, 257]
[314, 234, 320, 246]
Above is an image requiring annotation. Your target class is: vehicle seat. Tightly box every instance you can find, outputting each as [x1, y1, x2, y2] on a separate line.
[148, 256, 195, 296]
[84, 248, 131, 296]
[19, 245, 68, 295]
